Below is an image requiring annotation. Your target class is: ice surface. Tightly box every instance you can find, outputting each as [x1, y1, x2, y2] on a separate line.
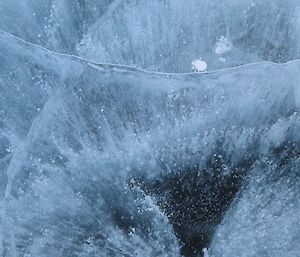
[1, 29, 300, 256]
[210, 157, 300, 257]
[0, 0, 113, 53]
[1, 0, 300, 71]
[78, 0, 300, 72]
[0, 1, 300, 257]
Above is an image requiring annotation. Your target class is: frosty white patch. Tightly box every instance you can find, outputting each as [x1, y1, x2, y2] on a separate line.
[192, 59, 207, 72]
[203, 248, 209, 257]
[215, 36, 232, 55]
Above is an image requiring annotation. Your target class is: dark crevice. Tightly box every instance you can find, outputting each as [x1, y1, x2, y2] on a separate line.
[133, 152, 254, 257]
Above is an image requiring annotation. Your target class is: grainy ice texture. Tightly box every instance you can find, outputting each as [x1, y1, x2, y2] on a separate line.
[0, 1, 299, 257]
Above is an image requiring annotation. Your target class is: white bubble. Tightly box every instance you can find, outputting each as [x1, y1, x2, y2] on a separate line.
[192, 59, 207, 72]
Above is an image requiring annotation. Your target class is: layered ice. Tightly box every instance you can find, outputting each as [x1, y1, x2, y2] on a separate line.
[1, 28, 300, 256]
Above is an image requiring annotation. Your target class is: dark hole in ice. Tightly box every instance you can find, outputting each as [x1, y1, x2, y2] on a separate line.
[134, 153, 254, 257]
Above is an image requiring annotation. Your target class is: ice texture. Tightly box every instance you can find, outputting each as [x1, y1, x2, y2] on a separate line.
[0, 1, 300, 257]
[78, 0, 300, 72]
[0, 0, 113, 53]
[1, 0, 300, 71]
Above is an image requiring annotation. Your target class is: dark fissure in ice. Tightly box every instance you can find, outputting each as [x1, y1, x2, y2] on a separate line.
[133, 152, 254, 256]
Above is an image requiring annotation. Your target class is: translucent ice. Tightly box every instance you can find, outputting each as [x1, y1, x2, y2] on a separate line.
[1, 29, 300, 256]
[78, 0, 300, 72]
[0, 1, 300, 257]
